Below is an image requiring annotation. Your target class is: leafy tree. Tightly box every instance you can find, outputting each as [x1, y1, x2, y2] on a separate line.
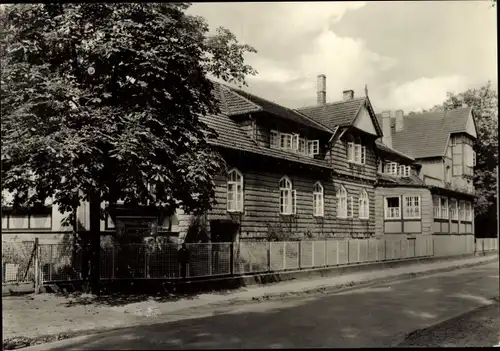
[1, 3, 257, 294]
[439, 82, 498, 238]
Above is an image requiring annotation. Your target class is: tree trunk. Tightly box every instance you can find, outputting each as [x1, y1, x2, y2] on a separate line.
[89, 193, 101, 295]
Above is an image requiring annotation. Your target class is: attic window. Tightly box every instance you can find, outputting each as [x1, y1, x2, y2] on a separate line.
[308, 140, 319, 155]
[346, 136, 366, 164]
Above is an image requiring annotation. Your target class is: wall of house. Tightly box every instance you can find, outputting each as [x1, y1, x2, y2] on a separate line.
[325, 131, 378, 183]
[374, 186, 433, 239]
[431, 194, 474, 235]
[420, 158, 444, 186]
[176, 154, 377, 242]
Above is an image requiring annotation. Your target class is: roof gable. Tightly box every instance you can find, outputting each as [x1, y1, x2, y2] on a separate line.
[353, 105, 377, 136]
[465, 110, 477, 138]
[297, 97, 383, 137]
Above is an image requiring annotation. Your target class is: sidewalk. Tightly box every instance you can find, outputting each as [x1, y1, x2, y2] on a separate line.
[3, 253, 498, 350]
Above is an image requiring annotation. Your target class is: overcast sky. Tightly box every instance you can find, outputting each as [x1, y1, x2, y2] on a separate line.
[189, 1, 497, 113]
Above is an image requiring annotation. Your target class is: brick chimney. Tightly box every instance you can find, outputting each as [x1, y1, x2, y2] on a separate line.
[317, 74, 326, 105]
[381, 110, 392, 148]
[343, 90, 354, 101]
[395, 109, 404, 132]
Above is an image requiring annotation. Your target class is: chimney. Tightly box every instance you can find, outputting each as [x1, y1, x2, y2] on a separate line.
[395, 109, 404, 132]
[343, 90, 354, 101]
[317, 74, 326, 105]
[381, 110, 392, 148]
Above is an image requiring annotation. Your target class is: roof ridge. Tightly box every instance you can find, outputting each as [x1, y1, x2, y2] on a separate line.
[298, 97, 366, 111]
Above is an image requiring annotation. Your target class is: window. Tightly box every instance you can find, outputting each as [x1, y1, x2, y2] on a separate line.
[291, 134, 299, 151]
[298, 138, 306, 154]
[404, 166, 411, 177]
[404, 196, 421, 219]
[459, 200, 466, 221]
[385, 197, 400, 219]
[2, 211, 52, 230]
[227, 169, 244, 212]
[336, 185, 348, 218]
[450, 199, 458, 220]
[433, 197, 441, 219]
[347, 137, 365, 164]
[308, 140, 319, 155]
[452, 142, 463, 176]
[270, 130, 279, 149]
[387, 162, 399, 176]
[279, 176, 296, 215]
[313, 182, 324, 217]
[280, 133, 292, 150]
[358, 190, 369, 219]
[440, 197, 448, 219]
[465, 201, 472, 221]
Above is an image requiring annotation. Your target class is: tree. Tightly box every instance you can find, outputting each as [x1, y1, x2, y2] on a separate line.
[1, 3, 257, 294]
[439, 82, 498, 238]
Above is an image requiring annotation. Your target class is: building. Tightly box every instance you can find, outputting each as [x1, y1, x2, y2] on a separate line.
[374, 107, 477, 256]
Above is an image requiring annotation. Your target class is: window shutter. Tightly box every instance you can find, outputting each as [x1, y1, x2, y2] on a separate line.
[292, 190, 297, 214]
[361, 146, 366, 164]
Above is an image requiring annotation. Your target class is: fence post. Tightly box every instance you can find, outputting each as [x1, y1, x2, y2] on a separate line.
[144, 246, 148, 278]
[357, 240, 360, 263]
[230, 242, 234, 275]
[267, 241, 271, 272]
[375, 239, 379, 261]
[336, 240, 339, 265]
[324, 240, 327, 267]
[112, 246, 115, 279]
[311, 241, 315, 267]
[298, 241, 302, 269]
[400, 240, 403, 259]
[208, 243, 213, 276]
[49, 244, 53, 281]
[283, 242, 286, 270]
[384, 239, 387, 261]
[34, 239, 41, 293]
[347, 240, 350, 264]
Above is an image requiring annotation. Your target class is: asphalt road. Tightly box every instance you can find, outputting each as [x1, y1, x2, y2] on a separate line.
[23, 262, 499, 350]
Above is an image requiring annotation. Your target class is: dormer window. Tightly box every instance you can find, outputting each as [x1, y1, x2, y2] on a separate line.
[346, 136, 365, 164]
[386, 162, 410, 177]
[269, 129, 319, 157]
[308, 140, 319, 155]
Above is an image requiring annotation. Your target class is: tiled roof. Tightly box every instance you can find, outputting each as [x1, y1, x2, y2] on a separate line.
[376, 173, 426, 187]
[375, 140, 415, 162]
[214, 83, 333, 133]
[297, 98, 366, 131]
[376, 107, 473, 159]
[200, 113, 331, 169]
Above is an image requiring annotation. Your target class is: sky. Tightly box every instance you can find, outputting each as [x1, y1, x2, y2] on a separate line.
[188, 1, 497, 113]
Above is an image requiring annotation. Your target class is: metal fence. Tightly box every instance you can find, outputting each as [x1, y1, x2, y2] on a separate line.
[2, 241, 36, 283]
[5, 235, 497, 285]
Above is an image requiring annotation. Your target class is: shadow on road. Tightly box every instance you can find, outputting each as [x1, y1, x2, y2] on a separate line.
[31, 266, 499, 350]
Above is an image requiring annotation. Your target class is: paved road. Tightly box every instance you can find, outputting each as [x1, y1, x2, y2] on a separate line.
[24, 262, 499, 350]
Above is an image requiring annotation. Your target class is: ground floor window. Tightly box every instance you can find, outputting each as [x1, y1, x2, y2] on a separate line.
[404, 196, 421, 219]
[385, 197, 400, 219]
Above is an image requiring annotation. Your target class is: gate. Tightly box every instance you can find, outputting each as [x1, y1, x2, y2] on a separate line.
[2, 240, 38, 284]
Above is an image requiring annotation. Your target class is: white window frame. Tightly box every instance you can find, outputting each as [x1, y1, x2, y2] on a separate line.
[298, 137, 306, 154]
[308, 140, 319, 156]
[459, 200, 466, 221]
[347, 196, 354, 218]
[440, 197, 448, 219]
[279, 176, 296, 215]
[433, 196, 441, 219]
[347, 138, 365, 164]
[227, 169, 244, 213]
[358, 190, 369, 220]
[270, 130, 279, 149]
[387, 162, 399, 176]
[313, 182, 324, 217]
[404, 195, 421, 219]
[336, 185, 348, 219]
[291, 133, 299, 151]
[450, 198, 458, 220]
[385, 196, 401, 219]
[280, 133, 293, 150]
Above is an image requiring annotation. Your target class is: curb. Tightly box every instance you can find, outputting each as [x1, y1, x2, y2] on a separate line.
[7, 255, 498, 351]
